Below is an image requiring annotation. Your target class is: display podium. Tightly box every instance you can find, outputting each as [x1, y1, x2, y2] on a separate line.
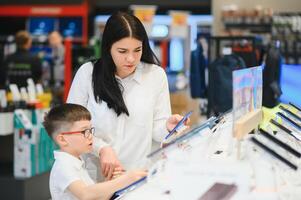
[115, 67, 301, 200]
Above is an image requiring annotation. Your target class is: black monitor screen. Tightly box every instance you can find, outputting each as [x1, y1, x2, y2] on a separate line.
[59, 17, 82, 38]
[28, 17, 56, 36]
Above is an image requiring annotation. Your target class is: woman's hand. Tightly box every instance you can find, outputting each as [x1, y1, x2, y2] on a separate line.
[166, 114, 190, 132]
[99, 146, 124, 180]
[111, 167, 126, 179]
[126, 170, 148, 182]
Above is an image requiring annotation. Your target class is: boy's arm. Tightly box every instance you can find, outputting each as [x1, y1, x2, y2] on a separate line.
[68, 171, 146, 200]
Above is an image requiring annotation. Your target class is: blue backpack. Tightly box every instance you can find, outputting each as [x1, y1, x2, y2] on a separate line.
[208, 54, 246, 115]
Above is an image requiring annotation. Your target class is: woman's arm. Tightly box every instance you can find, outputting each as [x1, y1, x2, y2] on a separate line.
[66, 62, 91, 106]
[68, 170, 147, 200]
[152, 68, 172, 142]
[99, 146, 124, 180]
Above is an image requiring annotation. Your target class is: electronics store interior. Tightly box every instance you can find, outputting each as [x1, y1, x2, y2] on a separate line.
[1, 0, 301, 199]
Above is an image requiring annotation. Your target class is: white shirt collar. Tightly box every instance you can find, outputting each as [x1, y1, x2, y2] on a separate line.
[132, 62, 143, 84]
[53, 151, 84, 170]
[115, 62, 143, 85]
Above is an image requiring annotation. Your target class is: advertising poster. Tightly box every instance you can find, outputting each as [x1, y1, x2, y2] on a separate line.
[232, 66, 263, 122]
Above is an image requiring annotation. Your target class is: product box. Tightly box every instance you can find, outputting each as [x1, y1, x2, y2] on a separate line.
[13, 108, 56, 178]
[14, 109, 35, 178]
[0, 111, 14, 136]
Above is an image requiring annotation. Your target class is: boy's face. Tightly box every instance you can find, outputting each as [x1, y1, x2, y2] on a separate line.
[60, 120, 93, 157]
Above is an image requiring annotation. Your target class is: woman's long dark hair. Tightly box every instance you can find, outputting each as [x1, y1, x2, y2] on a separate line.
[92, 12, 160, 116]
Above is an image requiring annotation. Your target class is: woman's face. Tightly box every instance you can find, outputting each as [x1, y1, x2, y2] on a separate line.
[110, 37, 143, 78]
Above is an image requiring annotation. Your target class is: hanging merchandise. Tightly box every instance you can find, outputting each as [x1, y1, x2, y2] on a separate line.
[209, 55, 246, 115]
[262, 41, 282, 108]
[272, 13, 301, 64]
[232, 41, 258, 67]
[207, 36, 261, 117]
[190, 41, 207, 98]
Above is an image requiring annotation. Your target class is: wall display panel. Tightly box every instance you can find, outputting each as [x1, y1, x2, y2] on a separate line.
[27, 17, 57, 36]
[59, 17, 83, 38]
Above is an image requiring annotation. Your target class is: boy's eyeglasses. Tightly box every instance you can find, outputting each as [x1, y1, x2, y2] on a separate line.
[60, 127, 95, 138]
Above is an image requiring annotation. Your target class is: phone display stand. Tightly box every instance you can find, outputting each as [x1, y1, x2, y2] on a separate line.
[232, 67, 263, 160]
[234, 109, 262, 140]
[233, 109, 262, 160]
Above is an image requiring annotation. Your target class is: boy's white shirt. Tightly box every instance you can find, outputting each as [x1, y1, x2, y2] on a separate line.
[50, 151, 94, 200]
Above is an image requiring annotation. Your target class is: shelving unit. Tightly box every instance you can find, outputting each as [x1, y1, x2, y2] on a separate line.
[272, 13, 301, 64]
[221, 8, 273, 34]
[224, 23, 271, 33]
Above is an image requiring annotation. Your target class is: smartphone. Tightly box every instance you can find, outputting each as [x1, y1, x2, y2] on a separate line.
[198, 182, 237, 200]
[165, 111, 193, 140]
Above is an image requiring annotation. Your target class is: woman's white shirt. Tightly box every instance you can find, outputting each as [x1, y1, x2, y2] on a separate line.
[67, 61, 171, 175]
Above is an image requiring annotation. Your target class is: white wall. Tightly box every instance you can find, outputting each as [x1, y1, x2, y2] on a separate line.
[212, 0, 301, 35]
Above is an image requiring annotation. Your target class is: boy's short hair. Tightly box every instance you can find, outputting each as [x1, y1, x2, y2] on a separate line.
[43, 103, 91, 139]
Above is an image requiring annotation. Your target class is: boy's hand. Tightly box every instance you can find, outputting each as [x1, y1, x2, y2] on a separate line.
[99, 146, 124, 180]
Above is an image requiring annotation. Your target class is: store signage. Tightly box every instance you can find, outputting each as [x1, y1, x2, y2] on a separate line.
[169, 10, 190, 38]
[31, 7, 62, 15]
[130, 5, 157, 36]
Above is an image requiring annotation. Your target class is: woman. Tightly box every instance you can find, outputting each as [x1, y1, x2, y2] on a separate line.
[67, 12, 186, 181]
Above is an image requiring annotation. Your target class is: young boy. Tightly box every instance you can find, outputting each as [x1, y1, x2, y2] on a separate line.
[43, 103, 146, 200]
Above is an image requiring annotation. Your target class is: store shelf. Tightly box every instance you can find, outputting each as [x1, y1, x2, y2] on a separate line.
[224, 23, 272, 33]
